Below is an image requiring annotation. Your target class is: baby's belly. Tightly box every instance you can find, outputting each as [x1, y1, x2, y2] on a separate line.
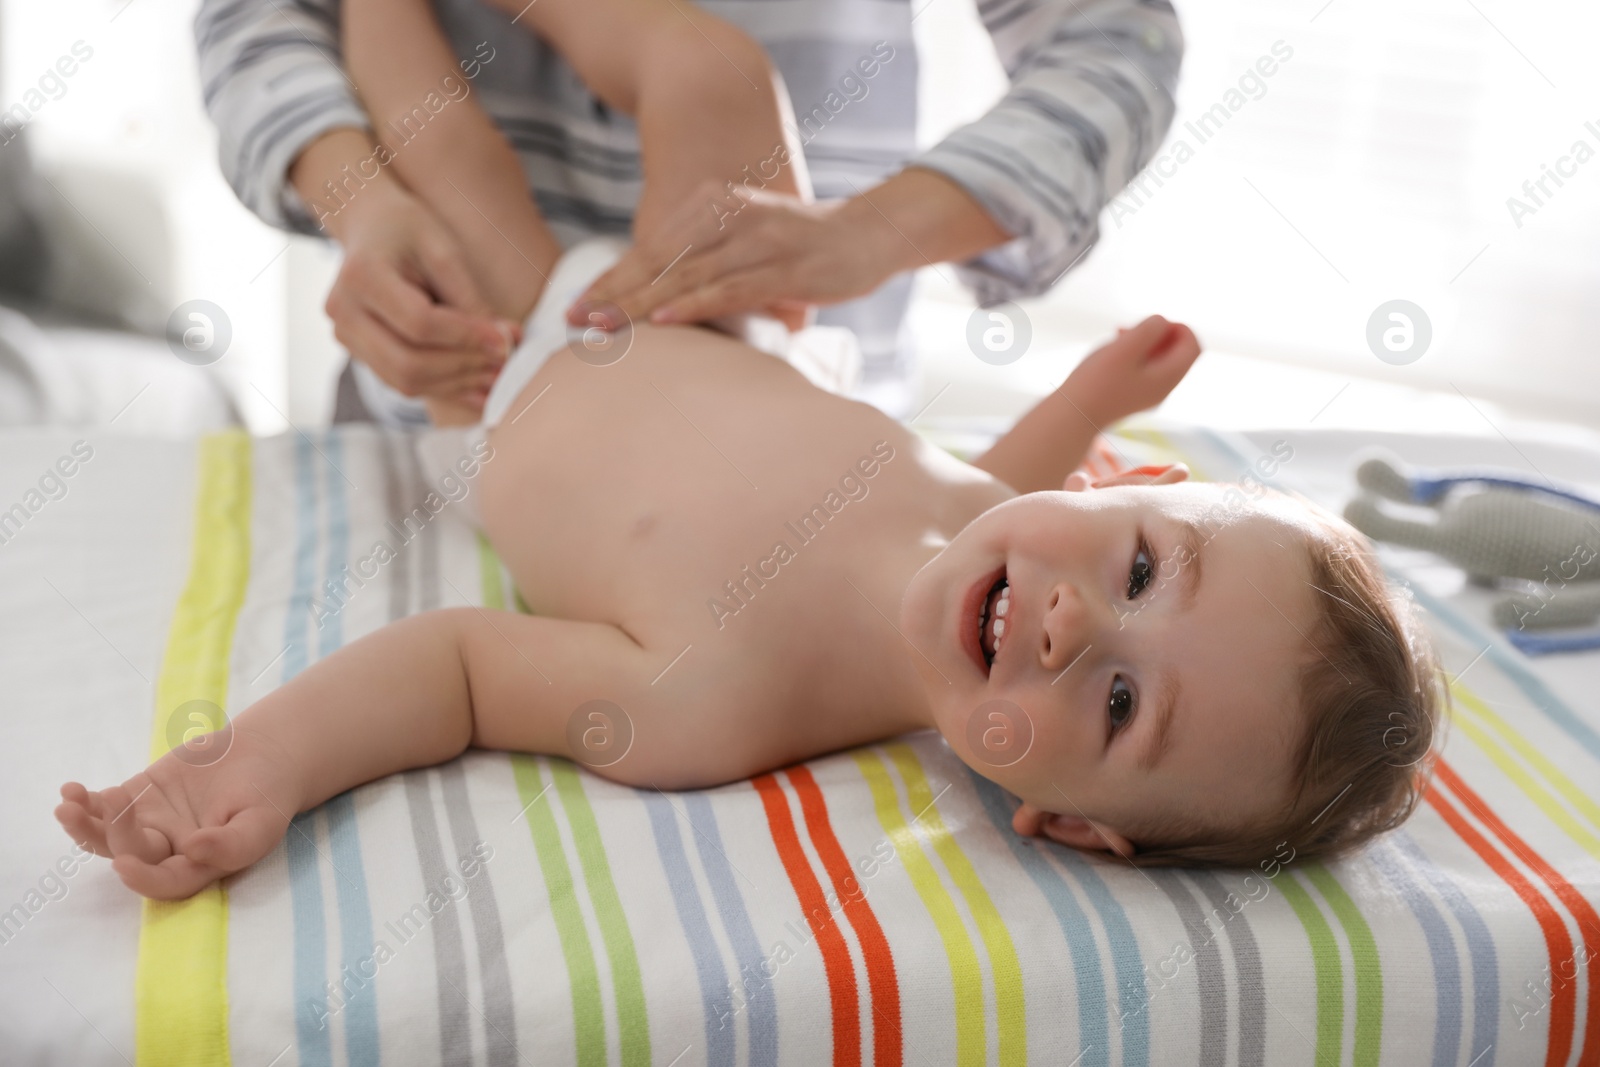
[476, 323, 897, 641]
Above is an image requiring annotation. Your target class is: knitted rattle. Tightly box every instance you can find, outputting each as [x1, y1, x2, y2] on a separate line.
[1342, 454, 1600, 655]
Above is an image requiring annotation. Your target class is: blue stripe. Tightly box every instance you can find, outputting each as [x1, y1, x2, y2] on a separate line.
[283, 434, 318, 677]
[1048, 832, 1150, 1065]
[1393, 832, 1499, 1064]
[639, 792, 735, 1067]
[287, 811, 331, 1064]
[1369, 840, 1461, 1067]
[317, 431, 383, 1067]
[282, 434, 332, 1065]
[683, 793, 779, 1067]
[1195, 426, 1600, 763]
[967, 769, 1109, 1067]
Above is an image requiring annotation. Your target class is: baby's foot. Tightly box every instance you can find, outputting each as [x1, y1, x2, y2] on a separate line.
[55, 731, 305, 900]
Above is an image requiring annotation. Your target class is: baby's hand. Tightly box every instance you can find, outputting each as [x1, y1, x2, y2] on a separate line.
[1066, 315, 1201, 425]
[54, 735, 303, 900]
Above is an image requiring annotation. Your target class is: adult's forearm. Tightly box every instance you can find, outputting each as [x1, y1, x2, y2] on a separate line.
[836, 166, 1013, 282]
[288, 126, 409, 243]
[196, 0, 369, 231]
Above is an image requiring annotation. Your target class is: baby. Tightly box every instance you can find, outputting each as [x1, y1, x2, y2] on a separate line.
[56, 0, 1441, 899]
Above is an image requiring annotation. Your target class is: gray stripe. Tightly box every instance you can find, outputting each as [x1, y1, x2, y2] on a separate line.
[378, 431, 411, 621]
[384, 432, 475, 1064]
[401, 773, 475, 1064]
[404, 436, 442, 611]
[1188, 871, 1266, 1067]
[1150, 877, 1227, 1067]
[414, 431, 521, 1061]
[439, 762, 521, 1067]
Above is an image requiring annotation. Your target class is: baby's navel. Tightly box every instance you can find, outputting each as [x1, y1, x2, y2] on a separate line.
[630, 513, 659, 542]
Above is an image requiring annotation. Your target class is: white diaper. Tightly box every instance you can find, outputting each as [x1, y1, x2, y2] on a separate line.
[480, 236, 863, 428]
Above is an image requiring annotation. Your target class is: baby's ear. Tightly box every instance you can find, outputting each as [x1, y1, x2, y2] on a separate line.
[1062, 463, 1189, 493]
[1012, 801, 1135, 859]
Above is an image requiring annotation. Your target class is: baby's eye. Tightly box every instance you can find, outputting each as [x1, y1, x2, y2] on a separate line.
[1109, 676, 1136, 733]
[1126, 541, 1155, 600]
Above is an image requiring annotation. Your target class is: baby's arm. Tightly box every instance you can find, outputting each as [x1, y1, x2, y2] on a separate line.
[973, 316, 1200, 493]
[56, 609, 656, 899]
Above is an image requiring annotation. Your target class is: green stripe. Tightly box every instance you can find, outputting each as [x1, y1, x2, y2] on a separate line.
[512, 755, 608, 1067]
[477, 532, 506, 611]
[550, 759, 652, 1067]
[1277, 870, 1343, 1064]
[1306, 864, 1383, 1067]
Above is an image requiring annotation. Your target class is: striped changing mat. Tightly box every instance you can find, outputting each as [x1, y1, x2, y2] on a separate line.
[2, 422, 1596, 1067]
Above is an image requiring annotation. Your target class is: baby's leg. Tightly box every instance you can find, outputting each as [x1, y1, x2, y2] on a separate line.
[485, 0, 808, 237]
[344, 0, 565, 424]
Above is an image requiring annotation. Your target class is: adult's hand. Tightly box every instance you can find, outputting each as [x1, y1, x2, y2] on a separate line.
[567, 168, 1012, 332]
[567, 181, 878, 333]
[323, 180, 520, 409]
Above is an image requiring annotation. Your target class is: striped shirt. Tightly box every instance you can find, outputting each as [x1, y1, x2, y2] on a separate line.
[195, 0, 1183, 417]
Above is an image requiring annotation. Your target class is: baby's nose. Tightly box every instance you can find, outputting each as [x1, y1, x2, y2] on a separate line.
[1038, 580, 1094, 670]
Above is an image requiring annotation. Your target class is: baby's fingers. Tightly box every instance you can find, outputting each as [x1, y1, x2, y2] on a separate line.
[55, 788, 110, 857]
[103, 784, 175, 866]
[184, 807, 288, 874]
[111, 852, 226, 901]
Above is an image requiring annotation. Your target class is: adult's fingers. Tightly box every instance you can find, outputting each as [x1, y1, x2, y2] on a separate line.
[359, 264, 510, 354]
[415, 236, 496, 319]
[593, 241, 758, 327]
[336, 308, 497, 399]
[651, 263, 790, 327]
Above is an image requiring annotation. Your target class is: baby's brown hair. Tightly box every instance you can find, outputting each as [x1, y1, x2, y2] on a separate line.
[1126, 496, 1446, 868]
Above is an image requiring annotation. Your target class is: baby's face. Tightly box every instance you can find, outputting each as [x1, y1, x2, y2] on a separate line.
[901, 479, 1319, 855]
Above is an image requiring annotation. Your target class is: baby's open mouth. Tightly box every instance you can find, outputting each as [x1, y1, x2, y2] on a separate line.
[978, 575, 1011, 668]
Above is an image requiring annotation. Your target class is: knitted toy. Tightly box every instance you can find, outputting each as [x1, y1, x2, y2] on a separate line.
[1343, 454, 1600, 655]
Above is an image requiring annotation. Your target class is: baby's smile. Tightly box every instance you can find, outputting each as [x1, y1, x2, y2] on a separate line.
[960, 566, 1009, 676]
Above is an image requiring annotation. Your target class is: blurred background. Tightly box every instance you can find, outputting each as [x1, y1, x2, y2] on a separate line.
[2, 0, 1597, 438]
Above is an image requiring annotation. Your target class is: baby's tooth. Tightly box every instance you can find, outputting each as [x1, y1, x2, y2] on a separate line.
[995, 596, 1009, 617]
[993, 618, 1005, 637]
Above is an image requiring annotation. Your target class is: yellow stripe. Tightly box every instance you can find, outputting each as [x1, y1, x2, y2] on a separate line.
[1112, 426, 1206, 479]
[1450, 681, 1600, 861]
[136, 432, 252, 1066]
[885, 742, 1028, 1066]
[1452, 682, 1600, 832]
[851, 749, 987, 1067]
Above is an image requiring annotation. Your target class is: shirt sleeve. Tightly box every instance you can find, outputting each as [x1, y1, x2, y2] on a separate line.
[194, 0, 371, 235]
[910, 0, 1184, 305]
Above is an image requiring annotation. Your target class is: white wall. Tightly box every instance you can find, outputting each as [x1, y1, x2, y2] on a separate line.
[911, 0, 1600, 430]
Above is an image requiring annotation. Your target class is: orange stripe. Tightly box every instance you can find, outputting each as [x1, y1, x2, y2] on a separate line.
[787, 766, 902, 1067]
[1425, 775, 1574, 1067]
[752, 773, 862, 1067]
[1434, 760, 1600, 1063]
